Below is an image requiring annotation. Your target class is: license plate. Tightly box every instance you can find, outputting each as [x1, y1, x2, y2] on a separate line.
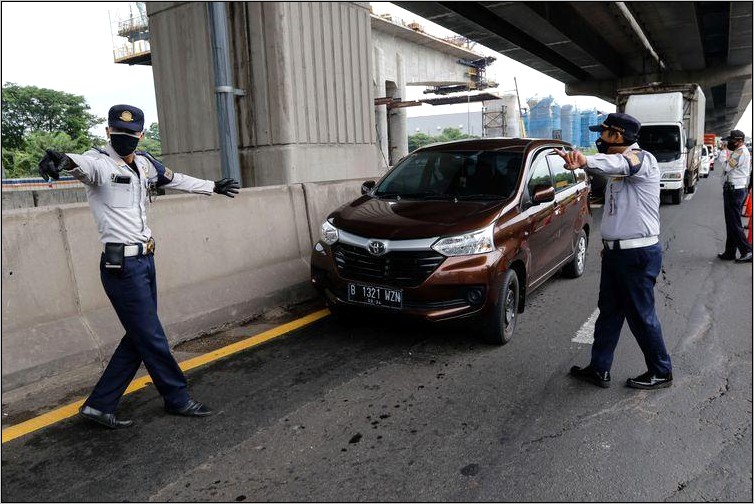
[347, 283, 403, 309]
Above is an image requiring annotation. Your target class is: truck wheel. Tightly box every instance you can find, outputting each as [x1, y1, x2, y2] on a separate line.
[671, 188, 682, 205]
[563, 229, 587, 278]
[481, 269, 519, 345]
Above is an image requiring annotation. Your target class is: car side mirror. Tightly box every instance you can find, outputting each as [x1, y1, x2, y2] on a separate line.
[686, 138, 697, 149]
[531, 184, 555, 204]
[361, 180, 376, 195]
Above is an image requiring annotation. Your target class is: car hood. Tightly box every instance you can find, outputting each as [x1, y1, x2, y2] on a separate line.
[330, 195, 507, 239]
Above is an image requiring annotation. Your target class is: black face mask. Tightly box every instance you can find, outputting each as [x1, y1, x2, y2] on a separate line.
[595, 138, 626, 154]
[726, 140, 740, 151]
[110, 133, 140, 157]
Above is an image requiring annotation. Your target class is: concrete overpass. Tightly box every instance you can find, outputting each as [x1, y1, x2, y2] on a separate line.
[394, 1, 753, 135]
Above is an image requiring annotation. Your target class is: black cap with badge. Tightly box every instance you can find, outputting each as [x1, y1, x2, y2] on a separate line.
[722, 129, 745, 141]
[108, 104, 144, 133]
[588, 112, 641, 141]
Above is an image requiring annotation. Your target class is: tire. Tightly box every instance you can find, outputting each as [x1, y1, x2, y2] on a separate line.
[671, 188, 682, 205]
[563, 229, 587, 278]
[481, 269, 519, 345]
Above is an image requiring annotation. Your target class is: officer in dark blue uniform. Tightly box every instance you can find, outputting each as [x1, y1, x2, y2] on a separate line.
[555, 113, 673, 390]
[38, 105, 240, 428]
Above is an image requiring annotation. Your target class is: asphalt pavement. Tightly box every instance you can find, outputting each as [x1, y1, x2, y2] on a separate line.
[2, 175, 751, 502]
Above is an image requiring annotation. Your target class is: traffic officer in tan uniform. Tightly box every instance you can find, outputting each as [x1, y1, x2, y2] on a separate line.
[555, 112, 673, 390]
[38, 104, 240, 429]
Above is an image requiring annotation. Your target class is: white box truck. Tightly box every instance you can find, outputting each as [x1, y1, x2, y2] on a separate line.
[616, 84, 705, 204]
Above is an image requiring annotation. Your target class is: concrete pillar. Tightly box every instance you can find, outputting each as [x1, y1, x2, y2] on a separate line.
[388, 53, 408, 165]
[373, 46, 389, 170]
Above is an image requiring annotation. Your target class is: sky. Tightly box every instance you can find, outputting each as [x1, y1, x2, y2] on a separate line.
[2, 1, 751, 138]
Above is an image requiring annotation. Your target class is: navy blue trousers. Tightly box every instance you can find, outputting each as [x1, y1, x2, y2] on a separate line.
[84, 254, 190, 413]
[723, 188, 752, 257]
[591, 242, 672, 375]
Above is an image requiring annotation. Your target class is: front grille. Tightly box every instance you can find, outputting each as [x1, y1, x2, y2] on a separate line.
[332, 243, 445, 287]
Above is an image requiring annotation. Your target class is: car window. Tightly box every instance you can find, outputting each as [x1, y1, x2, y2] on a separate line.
[527, 152, 553, 198]
[375, 150, 523, 200]
[546, 153, 576, 191]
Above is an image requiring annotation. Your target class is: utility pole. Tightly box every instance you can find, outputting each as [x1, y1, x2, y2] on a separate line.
[208, 2, 242, 184]
[514, 77, 527, 138]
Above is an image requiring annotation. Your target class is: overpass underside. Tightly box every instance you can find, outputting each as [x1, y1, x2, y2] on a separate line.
[395, 1, 753, 135]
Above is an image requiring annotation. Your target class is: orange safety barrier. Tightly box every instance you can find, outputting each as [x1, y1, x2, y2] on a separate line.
[744, 188, 752, 244]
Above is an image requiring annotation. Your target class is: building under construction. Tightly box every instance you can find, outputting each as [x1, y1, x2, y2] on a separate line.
[110, 2, 151, 65]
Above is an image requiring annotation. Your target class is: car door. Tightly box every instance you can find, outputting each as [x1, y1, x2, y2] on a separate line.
[546, 150, 583, 264]
[523, 150, 559, 284]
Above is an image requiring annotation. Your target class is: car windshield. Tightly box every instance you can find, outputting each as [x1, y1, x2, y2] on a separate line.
[637, 125, 682, 162]
[375, 150, 523, 200]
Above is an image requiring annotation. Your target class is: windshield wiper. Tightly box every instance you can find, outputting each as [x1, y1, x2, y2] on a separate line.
[455, 193, 507, 200]
[375, 191, 454, 200]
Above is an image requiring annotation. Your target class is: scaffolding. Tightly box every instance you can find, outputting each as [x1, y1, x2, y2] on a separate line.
[482, 104, 507, 137]
[110, 2, 151, 65]
[561, 105, 582, 147]
[423, 56, 498, 95]
[526, 96, 561, 140]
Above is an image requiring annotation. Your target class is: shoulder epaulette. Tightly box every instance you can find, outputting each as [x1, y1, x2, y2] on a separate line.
[623, 149, 645, 176]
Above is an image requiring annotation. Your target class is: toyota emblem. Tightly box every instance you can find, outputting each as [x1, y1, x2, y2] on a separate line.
[367, 240, 387, 256]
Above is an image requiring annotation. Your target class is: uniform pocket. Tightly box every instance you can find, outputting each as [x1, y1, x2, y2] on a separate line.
[105, 182, 132, 208]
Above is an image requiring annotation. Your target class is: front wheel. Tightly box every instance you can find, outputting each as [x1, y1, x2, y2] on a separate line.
[671, 188, 682, 205]
[563, 229, 587, 278]
[481, 269, 519, 345]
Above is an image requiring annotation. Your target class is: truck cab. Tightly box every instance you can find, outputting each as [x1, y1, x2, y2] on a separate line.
[618, 85, 705, 205]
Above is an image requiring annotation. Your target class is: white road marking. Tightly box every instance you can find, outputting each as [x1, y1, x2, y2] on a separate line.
[572, 308, 599, 344]
[590, 204, 603, 208]
[684, 192, 695, 201]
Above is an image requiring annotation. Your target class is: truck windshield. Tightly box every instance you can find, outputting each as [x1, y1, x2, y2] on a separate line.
[374, 150, 523, 200]
[637, 126, 682, 162]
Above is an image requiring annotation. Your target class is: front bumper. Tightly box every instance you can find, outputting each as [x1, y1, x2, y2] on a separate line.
[659, 180, 683, 190]
[310, 243, 505, 321]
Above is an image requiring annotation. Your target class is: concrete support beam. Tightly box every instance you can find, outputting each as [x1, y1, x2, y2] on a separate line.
[565, 64, 753, 102]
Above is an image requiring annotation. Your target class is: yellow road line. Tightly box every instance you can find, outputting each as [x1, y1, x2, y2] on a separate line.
[1, 309, 330, 444]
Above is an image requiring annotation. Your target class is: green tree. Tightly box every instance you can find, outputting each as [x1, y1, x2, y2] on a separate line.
[1, 83, 107, 177]
[2, 82, 104, 150]
[2, 131, 81, 179]
[408, 132, 434, 152]
[138, 122, 162, 156]
[408, 127, 478, 153]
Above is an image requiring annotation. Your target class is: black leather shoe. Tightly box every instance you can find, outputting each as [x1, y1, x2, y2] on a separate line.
[569, 365, 611, 388]
[165, 399, 214, 417]
[626, 371, 673, 390]
[717, 253, 736, 261]
[735, 252, 753, 263]
[79, 405, 134, 429]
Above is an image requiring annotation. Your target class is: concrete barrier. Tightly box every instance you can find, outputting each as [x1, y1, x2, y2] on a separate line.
[1, 179, 364, 393]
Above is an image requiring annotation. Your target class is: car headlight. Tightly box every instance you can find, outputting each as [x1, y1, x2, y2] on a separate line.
[320, 220, 339, 245]
[662, 171, 683, 180]
[432, 224, 494, 257]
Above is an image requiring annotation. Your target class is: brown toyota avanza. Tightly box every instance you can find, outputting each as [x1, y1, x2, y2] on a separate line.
[310, 138, 592, 344]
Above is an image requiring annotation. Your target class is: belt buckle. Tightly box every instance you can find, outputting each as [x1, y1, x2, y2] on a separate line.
[146, 237, 156, 255]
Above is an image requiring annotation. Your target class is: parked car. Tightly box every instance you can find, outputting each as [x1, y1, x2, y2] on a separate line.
[700, 145, 711, 178]
[310, 138, 592, 344]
